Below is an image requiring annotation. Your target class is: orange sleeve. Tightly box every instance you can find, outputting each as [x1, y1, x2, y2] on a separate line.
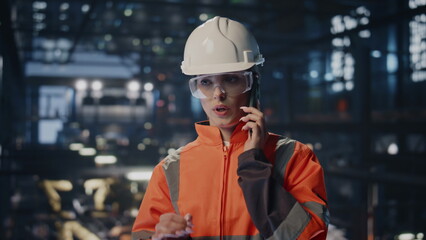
[284, 142, 329, 240]
[132, 162, 175, 237]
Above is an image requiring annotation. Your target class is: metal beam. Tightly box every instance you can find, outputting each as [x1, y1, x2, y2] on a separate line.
[325, 167, 426, 186]
[66, 0, 97, 63]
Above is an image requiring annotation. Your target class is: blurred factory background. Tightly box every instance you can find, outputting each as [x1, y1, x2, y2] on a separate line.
[1, 0, 426, 239]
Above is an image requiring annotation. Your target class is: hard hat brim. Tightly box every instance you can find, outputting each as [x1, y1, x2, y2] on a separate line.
[181, 62, 256, 76]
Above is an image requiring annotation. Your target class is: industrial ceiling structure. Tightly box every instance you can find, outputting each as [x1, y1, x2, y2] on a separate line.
[1, 0, 426, 239]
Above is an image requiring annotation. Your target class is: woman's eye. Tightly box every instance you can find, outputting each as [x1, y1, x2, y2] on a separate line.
[224, 75, 241, 84]
[199, 79, 212, 86]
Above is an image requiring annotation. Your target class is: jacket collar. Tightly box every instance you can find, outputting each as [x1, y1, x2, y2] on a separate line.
[195, 120, 248, 145]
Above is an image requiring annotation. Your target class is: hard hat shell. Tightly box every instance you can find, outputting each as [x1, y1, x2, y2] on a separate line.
[181, 16, 264, 75]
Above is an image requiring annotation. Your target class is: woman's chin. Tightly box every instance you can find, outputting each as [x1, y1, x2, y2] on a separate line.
[215, 119, 239, 129]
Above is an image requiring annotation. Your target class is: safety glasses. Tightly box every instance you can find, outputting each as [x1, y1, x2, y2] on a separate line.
[188, 71, 253, 99]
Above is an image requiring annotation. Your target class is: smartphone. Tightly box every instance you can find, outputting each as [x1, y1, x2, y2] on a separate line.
[249, 74, 259, 109]
[247, 74, 259, 137]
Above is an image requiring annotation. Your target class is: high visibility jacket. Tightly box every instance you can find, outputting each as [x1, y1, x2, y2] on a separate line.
[132, 121, 329, 240]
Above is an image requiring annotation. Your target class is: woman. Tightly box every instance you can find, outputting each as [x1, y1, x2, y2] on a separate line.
[132, 16, 329, 240]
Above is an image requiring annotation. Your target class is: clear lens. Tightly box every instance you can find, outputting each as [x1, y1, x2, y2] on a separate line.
[189, 71, 253, 99]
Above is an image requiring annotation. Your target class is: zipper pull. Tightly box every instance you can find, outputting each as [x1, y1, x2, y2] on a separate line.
[223, 144, 229, 162]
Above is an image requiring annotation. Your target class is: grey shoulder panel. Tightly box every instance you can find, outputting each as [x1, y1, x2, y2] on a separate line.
[273, 137, 296, 185]
[162, 146, 184, 215]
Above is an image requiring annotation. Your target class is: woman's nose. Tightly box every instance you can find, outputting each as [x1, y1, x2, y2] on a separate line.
[213, 85, 226, 99]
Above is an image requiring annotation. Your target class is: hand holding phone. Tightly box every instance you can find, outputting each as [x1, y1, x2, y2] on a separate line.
[240, 106, 268, 151]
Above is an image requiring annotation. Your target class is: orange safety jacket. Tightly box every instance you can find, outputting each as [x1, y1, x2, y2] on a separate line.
[132, 121, 329, 240]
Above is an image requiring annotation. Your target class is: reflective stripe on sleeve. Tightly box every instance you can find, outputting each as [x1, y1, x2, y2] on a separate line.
[162, 147, 184, 215]
[131, 230, 154, 240]
[267, 202, 311, 240]
[302, 201, 330, 226]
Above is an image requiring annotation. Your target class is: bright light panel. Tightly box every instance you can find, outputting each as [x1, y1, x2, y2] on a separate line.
[94, 155, 117, 164]
[387, 143, 399, 155]
[126, 171, 153, 181]
[91, 80, 103, 91]
[127, 80, 140, 91]
[76, 79, 88, 91]
[79, 148, 96, 156]
[69, 143, 84, 151]
[398, 233, 415, 240]
[409, 13, 426, 82]
[144, 82, 154, 92]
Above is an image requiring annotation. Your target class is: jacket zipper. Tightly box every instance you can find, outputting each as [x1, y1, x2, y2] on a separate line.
[220, 145, 230, 240]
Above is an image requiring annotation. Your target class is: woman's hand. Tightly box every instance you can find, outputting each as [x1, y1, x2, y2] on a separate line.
[152, 213, 193, 240]
[240, 106, 268, 151]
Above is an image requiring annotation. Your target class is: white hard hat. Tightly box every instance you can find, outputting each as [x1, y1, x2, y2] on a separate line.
[181, 16, 265, 75]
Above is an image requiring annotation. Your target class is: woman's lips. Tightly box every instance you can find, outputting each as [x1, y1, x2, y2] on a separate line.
[213, 105, 230, 116]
